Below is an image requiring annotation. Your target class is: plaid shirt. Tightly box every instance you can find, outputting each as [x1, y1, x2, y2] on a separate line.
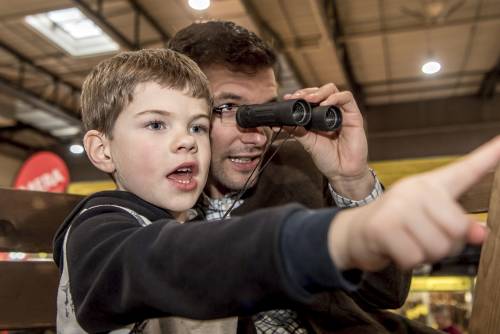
[199, 170, 383, 334]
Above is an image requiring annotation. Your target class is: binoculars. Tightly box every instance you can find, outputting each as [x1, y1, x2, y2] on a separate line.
[236, 99, 342, 131]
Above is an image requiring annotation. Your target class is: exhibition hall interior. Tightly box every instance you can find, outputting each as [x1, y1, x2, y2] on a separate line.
[0, 0, 499, 333]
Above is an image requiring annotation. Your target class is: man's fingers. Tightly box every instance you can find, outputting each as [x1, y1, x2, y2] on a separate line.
[426, 135, 500, 198]
[286, 83, 341, 104]
[304, 83, 340, 103]
[284, 87, 319, 100]
[319, 91, 358, 111]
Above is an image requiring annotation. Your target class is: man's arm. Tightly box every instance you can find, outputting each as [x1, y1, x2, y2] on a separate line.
[285, 83, 411, 308]
[325, 171, 412, 309]
[284, 83, 373, 200]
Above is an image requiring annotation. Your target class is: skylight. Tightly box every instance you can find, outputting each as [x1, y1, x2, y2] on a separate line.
[25, 7, 120, 57]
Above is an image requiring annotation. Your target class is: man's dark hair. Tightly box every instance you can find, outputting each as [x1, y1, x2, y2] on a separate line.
[168, 21, 277, 73]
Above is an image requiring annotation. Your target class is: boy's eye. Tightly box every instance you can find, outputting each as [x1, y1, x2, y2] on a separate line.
[146, 120, 166, 130]
[190, 124, 209, 134]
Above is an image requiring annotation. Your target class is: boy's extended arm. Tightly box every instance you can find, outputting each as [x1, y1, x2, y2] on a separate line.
[64, 203, 355, 332]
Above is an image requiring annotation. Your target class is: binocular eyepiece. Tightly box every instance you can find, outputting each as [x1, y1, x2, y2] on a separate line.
[236, 99, 342, 131]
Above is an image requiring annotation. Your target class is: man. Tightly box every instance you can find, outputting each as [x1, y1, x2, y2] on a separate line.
[169, 21, 437, 333]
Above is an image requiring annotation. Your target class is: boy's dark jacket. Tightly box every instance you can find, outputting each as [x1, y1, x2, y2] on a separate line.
[53, 142, 436, 333]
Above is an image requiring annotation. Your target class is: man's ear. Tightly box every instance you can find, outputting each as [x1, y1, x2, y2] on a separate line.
[83, 130, 115, 173]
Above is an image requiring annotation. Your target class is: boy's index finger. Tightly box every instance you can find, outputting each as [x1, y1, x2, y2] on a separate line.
[426, 136, 500, 198]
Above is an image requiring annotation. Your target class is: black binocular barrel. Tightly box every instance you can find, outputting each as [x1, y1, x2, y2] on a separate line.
[308, 105, 342, 131]
[236, 99, 311, 128]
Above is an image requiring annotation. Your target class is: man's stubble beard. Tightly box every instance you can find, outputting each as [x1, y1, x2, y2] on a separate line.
[208, 158, 260, 196]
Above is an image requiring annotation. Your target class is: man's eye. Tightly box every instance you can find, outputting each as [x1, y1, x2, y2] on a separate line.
[217, 103, 238, 113]
[146, 121, 166, 130]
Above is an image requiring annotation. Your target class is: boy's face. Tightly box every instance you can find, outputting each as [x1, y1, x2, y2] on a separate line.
[107, 82, 210, 219]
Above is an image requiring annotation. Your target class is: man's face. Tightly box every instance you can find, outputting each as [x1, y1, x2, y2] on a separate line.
[108, 82, 211, 220]
[203, 65, 278, 198]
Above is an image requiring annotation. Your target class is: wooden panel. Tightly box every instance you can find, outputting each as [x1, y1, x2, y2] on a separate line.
[458, 171, 495, 213]
[469, 165, 500, 333]
[0, 188, 83, 252]
[371, 156, 459, 186]
[371, 156, 494, 213]
[67, 180, 116, 195]
[0, 261, 59, 329]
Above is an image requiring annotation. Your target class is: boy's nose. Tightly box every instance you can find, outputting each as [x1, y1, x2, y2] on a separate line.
[173, 132, 197, 153]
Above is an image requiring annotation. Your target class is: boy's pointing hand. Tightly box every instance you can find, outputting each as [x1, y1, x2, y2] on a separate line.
[328, 135, 500, 272]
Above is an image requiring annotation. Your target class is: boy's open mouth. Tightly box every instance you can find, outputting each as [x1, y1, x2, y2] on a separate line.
[167, 163, 198, 184]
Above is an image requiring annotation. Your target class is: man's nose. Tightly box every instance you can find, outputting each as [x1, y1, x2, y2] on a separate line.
[238, 127, 268, 147]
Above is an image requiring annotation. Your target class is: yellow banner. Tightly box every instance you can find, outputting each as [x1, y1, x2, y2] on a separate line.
[410, 276, 472, 292]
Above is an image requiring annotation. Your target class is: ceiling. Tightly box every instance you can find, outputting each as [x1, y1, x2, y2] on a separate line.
[0, 0, 499, 154]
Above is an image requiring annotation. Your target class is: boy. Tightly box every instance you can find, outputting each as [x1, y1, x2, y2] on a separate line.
[53, 48, 499, 333]
[54, 48, 214, 332]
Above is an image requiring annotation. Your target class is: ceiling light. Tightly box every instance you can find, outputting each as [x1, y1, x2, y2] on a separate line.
[25, 8, 119, 57]
[70, 144, 84, 154]
[188, 0, 210, 10]
[421, 60, 441, 74]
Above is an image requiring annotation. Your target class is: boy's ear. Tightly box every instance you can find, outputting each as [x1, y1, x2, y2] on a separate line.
[83, 130, 115, 173]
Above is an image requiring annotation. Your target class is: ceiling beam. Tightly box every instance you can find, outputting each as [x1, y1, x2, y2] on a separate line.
[339, 14, 500, 42]
[0, 76, 80, 126]
[72, 0, 171, 50]
[369, 120, 500, 139]
[72, 0, 138, 49]
[478, 57, 500, 99]
[240, 0, 306, 88]
[363, 70, 485, 87]
[0, 41, 81, 123]
[367, 81, 478, 98]
[0, 135, 35, 152]
[0, 123, 51, 152]
[128, 0, 170, 44]
[0, 122, 60, 142]
[378, 0, 393, 98]
[0, 40, 80, 93]
[325, 0, 366, 111]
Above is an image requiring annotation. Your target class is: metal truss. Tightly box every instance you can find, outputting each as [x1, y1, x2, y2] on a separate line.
[325, 0, 366, 111]
[72, 0, 171, 50]
[0, 40, 82, 152]
[478, 58, 500, 99]
[240, 0, 306, 90]
[0, 0, 173, 151]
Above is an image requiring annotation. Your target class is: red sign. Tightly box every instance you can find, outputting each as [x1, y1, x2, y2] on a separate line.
[13, 151, 70, 193]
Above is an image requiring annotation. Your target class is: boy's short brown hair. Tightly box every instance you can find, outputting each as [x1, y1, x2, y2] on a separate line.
[81, 48, 212, 137]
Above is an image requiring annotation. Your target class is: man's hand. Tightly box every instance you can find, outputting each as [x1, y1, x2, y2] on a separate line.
[328, 135, 500, 271]
[283, 83, 372, 200]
